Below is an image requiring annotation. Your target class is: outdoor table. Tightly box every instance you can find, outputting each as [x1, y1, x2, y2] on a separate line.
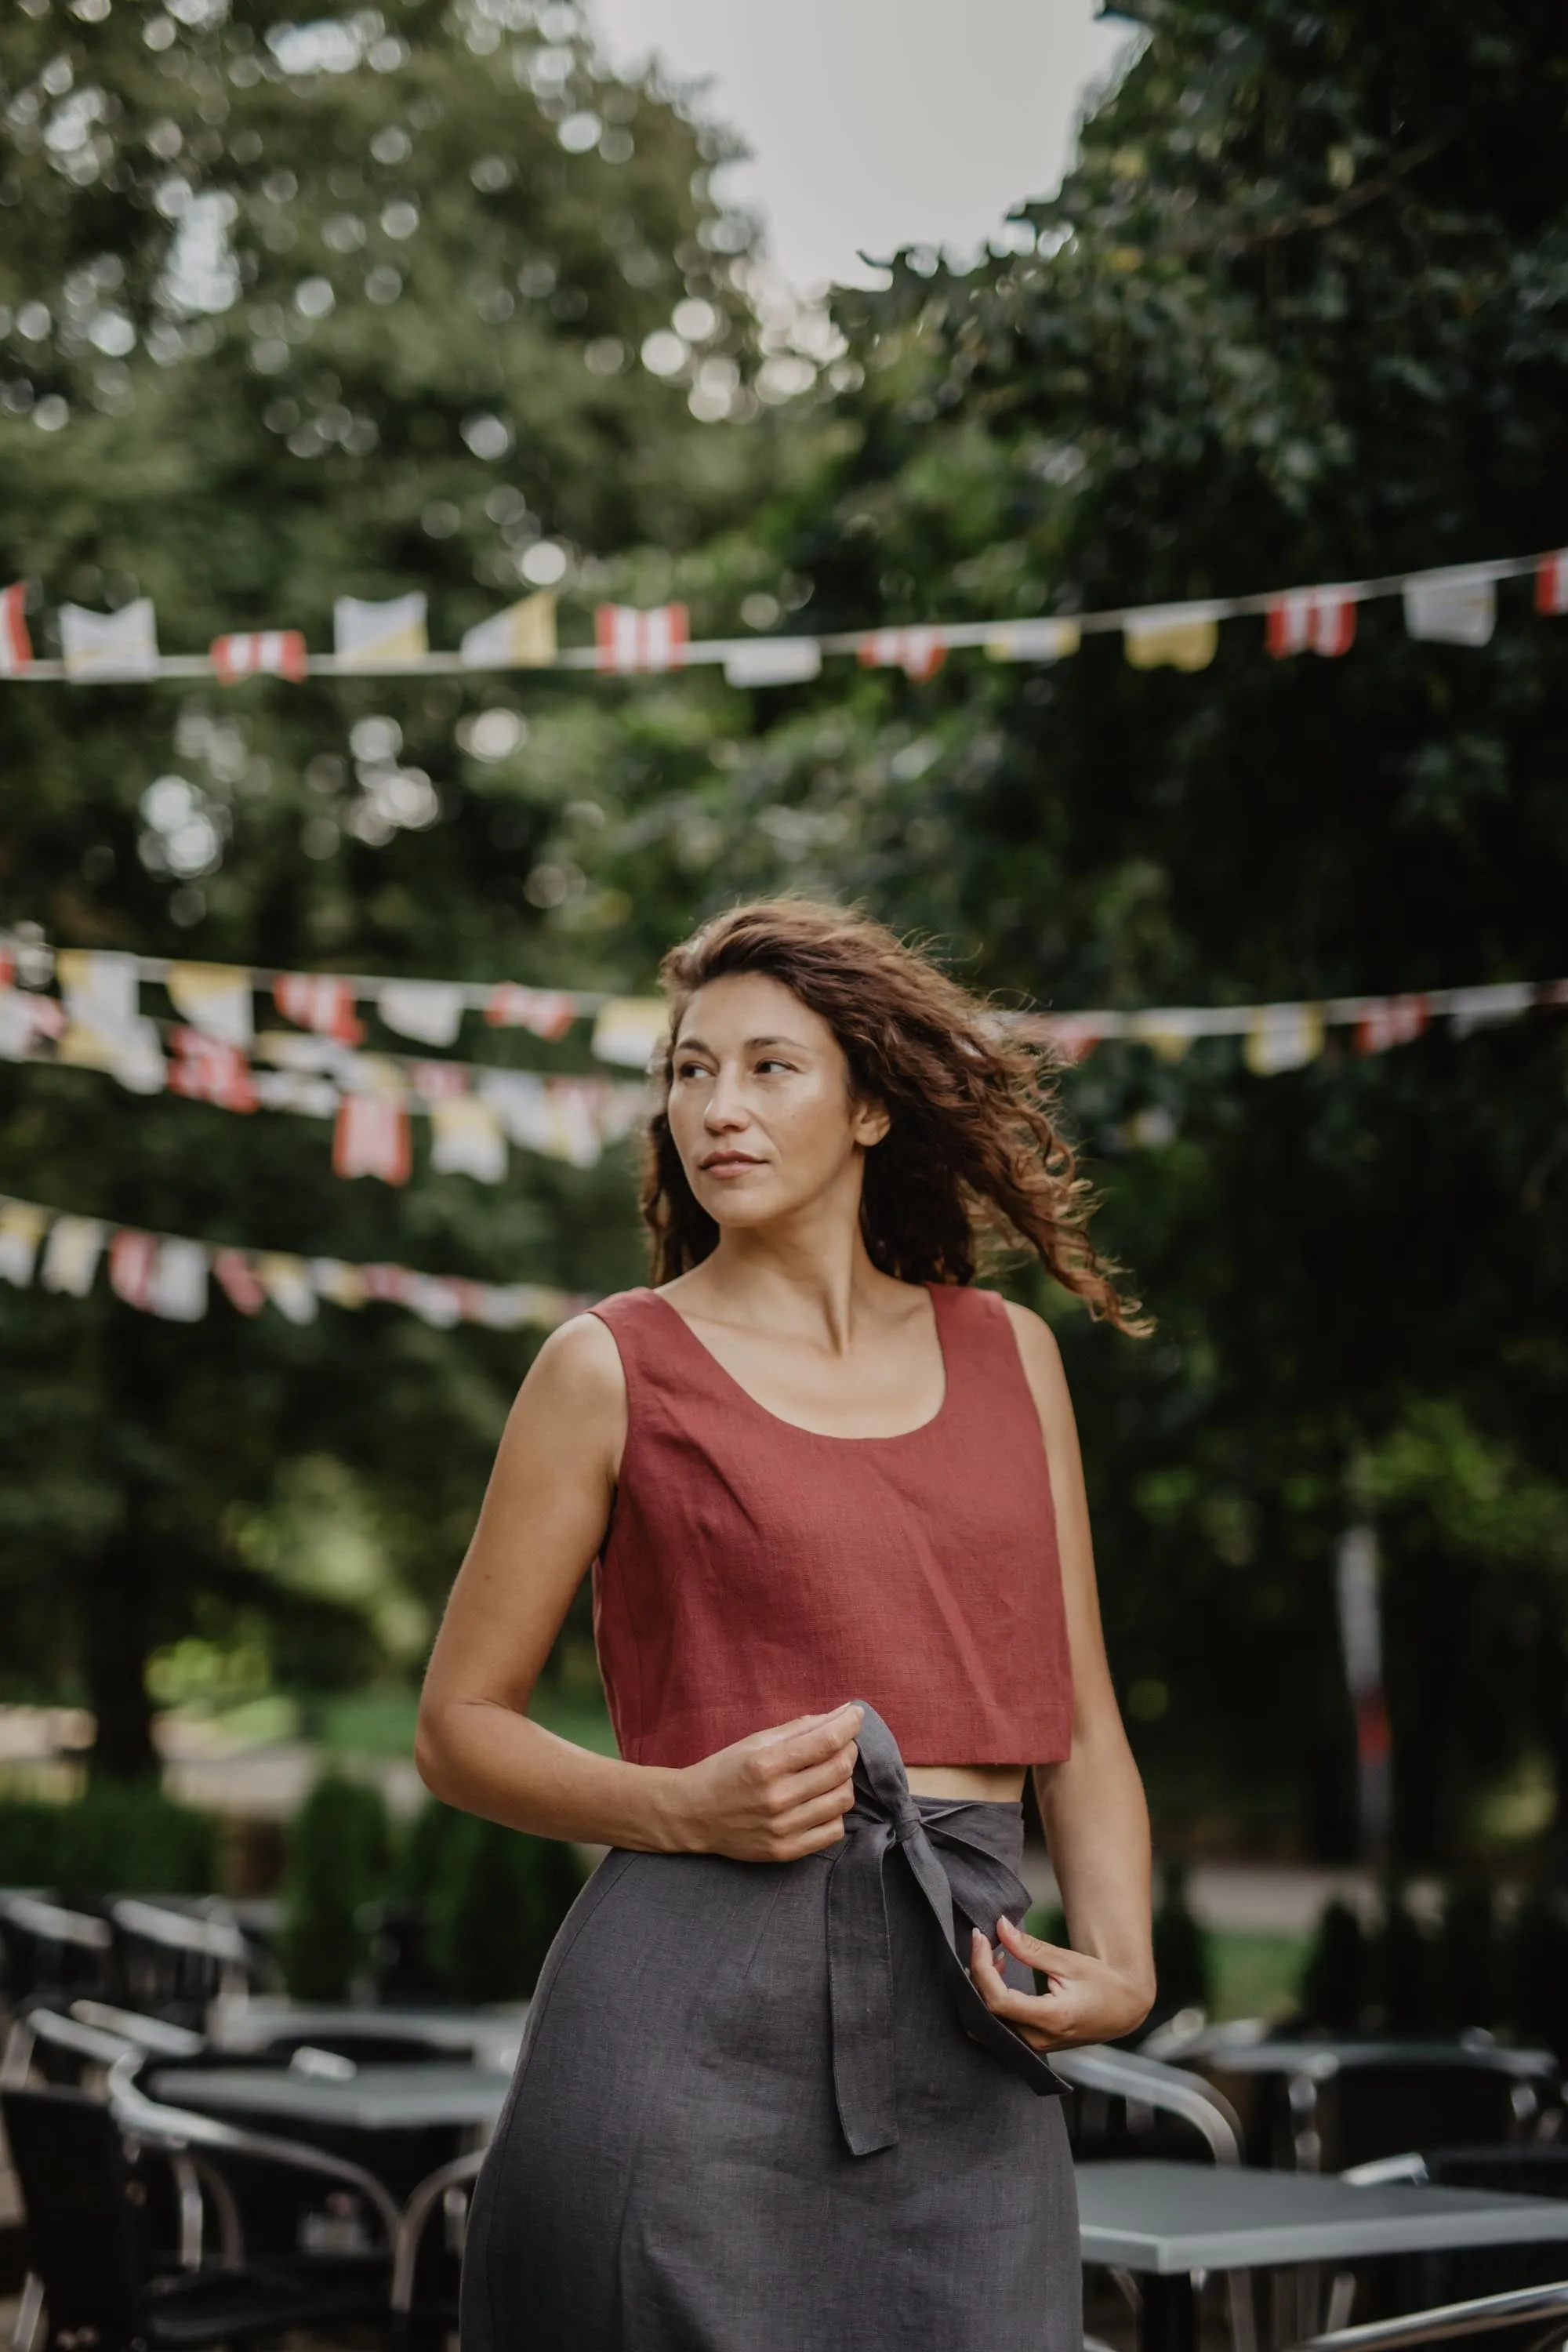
[1076, 2159, 1568, 2352]
[208, 1998, 525, 2072]
[150, 2060, 510, 2200]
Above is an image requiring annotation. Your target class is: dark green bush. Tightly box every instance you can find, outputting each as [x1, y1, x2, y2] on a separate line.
[281, 1772, 392, 2001]
[422, 1806, 586, 2003]
[1300, 1900, 1367, 2031]
[1507, 1884, 1568, 2057]
[1150, 1859, 1213, 2020]
[1434, 1881, 1498, 2034]
[1369, 1881, 1439, 2034]
[0, 1786, 218, 1896]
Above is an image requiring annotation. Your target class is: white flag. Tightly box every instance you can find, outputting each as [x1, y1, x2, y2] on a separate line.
[1403, 570, 1496, 648]
[150, 1238, 208, 1322]
[259, 1253, 319, 1324]
[42, 1215, 106, 1296]
[723, 638, 822, 688]
[1244, 1004, 1325, 1076]
[591, 997, 666, 1069]
[378, 979, 466, 1047]
[60, 597, 159, 681]
[332, 591, 428, 667]
[459, 591, 557, 669]
[430, 1096, 507, 1182]
[56, 948, 165, 1093]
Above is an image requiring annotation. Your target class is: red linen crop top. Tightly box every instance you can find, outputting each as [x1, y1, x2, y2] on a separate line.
[587, 1283, 1074, 1769]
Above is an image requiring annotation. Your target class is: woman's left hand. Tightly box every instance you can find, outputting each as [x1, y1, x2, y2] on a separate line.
[969, 1916, 1153, 2051]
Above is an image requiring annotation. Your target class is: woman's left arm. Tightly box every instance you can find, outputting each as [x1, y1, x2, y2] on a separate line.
[970, 1303, 1156, 2051]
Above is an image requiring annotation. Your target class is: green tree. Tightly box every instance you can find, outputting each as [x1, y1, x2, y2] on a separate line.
[0, 0, 781, 1770]
[547, 0, 1568, 1864]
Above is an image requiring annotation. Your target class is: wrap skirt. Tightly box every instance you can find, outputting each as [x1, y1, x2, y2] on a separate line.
[461, 1706, 1080, 2352]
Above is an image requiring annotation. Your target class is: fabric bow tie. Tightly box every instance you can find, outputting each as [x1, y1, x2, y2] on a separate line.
[825, 1701, 1065, 2157]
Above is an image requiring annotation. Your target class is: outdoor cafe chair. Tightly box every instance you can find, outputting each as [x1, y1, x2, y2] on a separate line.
[1053, 2044, 1258, 2352]
[1191, 2038, 1559, 2173]
[0, 1891, 116, 2014]
[391, 2146, 487, 2346]
[107, 1897, 266, 2028]
[2, 2082, 390, 2352]
[1336, 2151, 1568, 2325]
[1293, 2276, 1568, 2352]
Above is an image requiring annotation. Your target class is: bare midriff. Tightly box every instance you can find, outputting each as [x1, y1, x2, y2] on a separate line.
[903, 1764, 1028, 1803]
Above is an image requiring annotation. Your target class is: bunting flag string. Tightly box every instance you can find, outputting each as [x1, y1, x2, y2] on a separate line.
[0, 547, 1562, 686]
[3, 939, 1563, 1105]
[0, 996, 648, 1184]
[0, 1190, 584, 1334]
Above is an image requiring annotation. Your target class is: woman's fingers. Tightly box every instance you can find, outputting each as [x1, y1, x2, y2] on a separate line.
[996, 1913, 1076, 1972]
[969, 1929, 1076, 2044]
[762, 1707, 863, 1778]
[770, 1785, 856, 1843]
[775, 1744, 860, 1806]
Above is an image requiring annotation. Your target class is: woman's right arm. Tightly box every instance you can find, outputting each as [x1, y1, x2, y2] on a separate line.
[416, 1314, 860, 1859]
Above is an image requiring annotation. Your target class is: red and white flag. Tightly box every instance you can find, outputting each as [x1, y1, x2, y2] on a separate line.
[361, 1261, 416, 1305]
[332, 1093, 412, 1184]
[274, 972, 365, 1047]
[108, 1229, 158, 1311]
[485, 983, 579, 1040]
[0, 582, 33, 676]
[213, 1247, 267, 1315]
[1355, 994, 1430, 1054]
[858, 627, 947, 681]
[1265, 588, 1357, 659]
[594, 603, 688, 673]
[169, 1027, 259, 1113]
[1536, 551, 1568, 616]
[210, 630, 308, 686]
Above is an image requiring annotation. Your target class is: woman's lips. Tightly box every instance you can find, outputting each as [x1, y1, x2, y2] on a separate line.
[701, 1154, 763, 1178]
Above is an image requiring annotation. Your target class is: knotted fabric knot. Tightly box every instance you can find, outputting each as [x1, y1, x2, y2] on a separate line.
[824, 1702, 1065, 2158]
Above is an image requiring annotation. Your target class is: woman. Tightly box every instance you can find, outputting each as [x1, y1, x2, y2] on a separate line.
[419, 898, 1155, 2352]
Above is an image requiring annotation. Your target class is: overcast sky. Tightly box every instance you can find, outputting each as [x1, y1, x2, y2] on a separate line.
[589, 0, 1136, 290]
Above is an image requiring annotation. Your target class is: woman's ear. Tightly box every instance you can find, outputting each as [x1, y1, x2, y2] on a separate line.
[853, 1097, 891, 1150]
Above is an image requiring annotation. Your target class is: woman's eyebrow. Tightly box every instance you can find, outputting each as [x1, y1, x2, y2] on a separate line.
[673, 1033, 809, 1054]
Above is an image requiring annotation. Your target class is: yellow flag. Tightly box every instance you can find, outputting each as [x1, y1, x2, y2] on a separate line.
[1123, 608, 1220, 671]
[1244, 1004, 1325, 1076]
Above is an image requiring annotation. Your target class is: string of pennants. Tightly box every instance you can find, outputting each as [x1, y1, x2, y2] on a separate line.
[0, 545, 1564, 686]
[2, 936, 1563, 1189]
[0, 1190, 583, 1334]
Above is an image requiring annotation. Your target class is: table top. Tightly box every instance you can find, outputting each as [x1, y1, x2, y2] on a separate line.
[151, 2061, 510, 2133]
[1185, 2037, 1558, 2080]
[1076, 2161, 1568, 2275]
[209, 1999, 524, 2071]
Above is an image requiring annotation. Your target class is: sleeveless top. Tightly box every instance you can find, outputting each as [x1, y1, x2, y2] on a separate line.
[587, 1283, 1074, 1769]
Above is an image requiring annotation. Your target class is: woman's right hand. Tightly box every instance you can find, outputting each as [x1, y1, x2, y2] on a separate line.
[661, 1705, 863, 1861]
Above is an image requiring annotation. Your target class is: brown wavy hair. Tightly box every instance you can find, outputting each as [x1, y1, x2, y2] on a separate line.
[639, 898, 1147, 1331]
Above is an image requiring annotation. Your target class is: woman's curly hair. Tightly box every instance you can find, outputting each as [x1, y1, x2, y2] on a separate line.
[640, 898, 1147, 1332]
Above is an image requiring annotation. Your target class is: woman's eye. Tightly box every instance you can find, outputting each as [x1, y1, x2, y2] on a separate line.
[756, 1058, 793, 1075]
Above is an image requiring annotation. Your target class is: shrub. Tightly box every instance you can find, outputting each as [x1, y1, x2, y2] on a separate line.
[1368, 1881, 1439, 2033]
[280, 1772, 392, 2001]
[1434, 1881, 1498, 2034]
[0, 1786, 218, 1896]
[1150, 1858, 1214, 2020]
[422, 1806, 587, 2003]
[1300, 1899, 1366, 2031]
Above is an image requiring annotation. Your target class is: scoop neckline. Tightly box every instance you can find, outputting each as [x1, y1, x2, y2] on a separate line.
[642, 1283, 954, 1445]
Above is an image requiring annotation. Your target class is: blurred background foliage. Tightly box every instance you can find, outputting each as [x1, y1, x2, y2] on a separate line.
[0, 0, 1566, 1876]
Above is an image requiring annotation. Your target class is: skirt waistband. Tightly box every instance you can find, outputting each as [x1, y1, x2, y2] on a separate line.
[826, 1703, 1065, 2156]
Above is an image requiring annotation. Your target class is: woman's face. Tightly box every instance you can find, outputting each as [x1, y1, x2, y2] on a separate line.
[666, 972, 888, 1236]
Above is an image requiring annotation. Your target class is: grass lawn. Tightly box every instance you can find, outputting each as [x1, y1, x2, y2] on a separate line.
[1210, 1929, 1308, 2022]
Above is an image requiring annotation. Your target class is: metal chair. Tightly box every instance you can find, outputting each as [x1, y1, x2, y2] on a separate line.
[107, 1899, 264, 2028]
[2, 2082, 389, 2352]
[0, 1893, 116, 2013]
[1053, 2044, 1257, 2352]
[1335, 2150, 1568, 2330]
[391, 2147, 487, 2343]
[1292, 2278, 1568, 2352]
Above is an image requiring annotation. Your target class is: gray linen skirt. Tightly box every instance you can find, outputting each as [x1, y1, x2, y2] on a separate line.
[461, 1706, 1080, 2352]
